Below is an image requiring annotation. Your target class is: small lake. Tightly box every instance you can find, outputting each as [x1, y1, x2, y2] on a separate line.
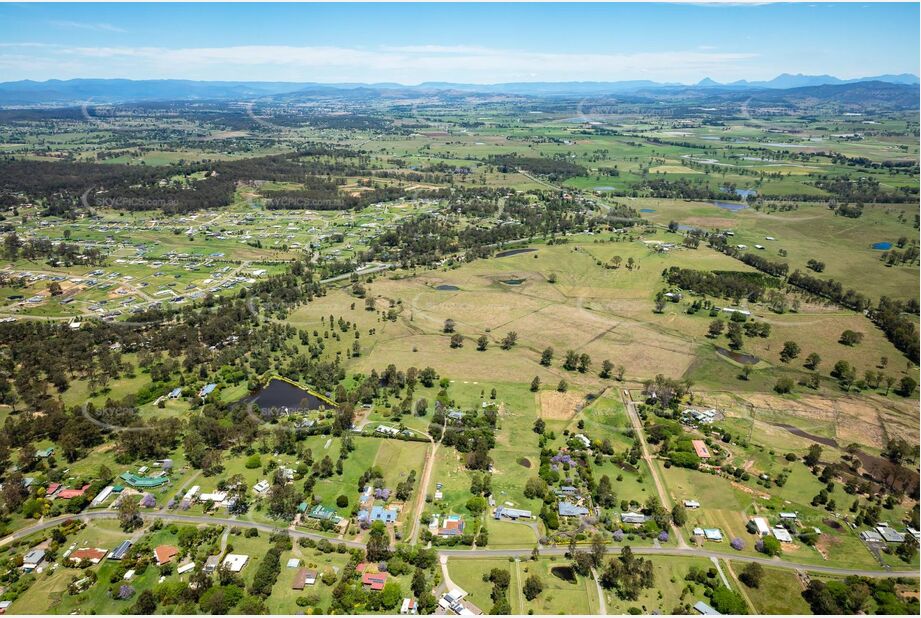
[871, 242, 892, 250]
[495, 248, 536, 258]
[639, 208, 656, 213]
[722, 187, 757, 199]
[435, 284, 460, 291]
[551, 566, 577, 583]
[593, 186, 617, 192]
[500, 278, 526, 286]
[713, 201, 748, 211]
[765, 142, 809, 148]
[244, 378, 335, 411]
[716, 347, 759, 365]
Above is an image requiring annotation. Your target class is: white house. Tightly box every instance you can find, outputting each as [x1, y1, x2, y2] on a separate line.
[750, 517, 772, 537]
[222, 554, 249, 572]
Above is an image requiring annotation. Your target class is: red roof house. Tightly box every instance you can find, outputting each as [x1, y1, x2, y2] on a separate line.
[69, 548, 107, 564]
[691, 440, 712, 459]
[57, 485, 90, 500]
[154, 545, 179, 565]
[362, 571, 388, 591]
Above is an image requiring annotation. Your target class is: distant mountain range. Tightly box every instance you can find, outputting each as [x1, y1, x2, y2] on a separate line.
[0, 73, 917, 106]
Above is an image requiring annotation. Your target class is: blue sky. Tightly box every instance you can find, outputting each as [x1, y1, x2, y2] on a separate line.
[0, 2, 917, 84]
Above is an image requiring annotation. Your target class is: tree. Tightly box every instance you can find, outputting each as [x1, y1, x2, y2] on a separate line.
[671, 504, 687, 527]
[118, 494, 142, 531]
[710, 586, 749, 614]
[758, 535, 782, 557]
[450, 333, 464, 348]
[530, 376, 541, 392]
[739, 562, 764, 588]
[707, 319, 725, 338]
[132, 589, 157, 614]
[897, 376, 917, 397]
[443, 319, 455, 333]
[896, 535, 918, 562]
[411, 568, 428, 597]
[500, 331, 518, 350]
[804, 444, 823, 467]
[540, 347, 554, 366]
[557, 380, 568, 393]
[780, 341, 800, 363]
[600, 359, 614, 379]
[523, 574, 544, 601]
[591, 533, 607, 567]
[774, 377, 794, 394]
[577, 353, 592, 373]
[379, 582, 403, 610]
[804, 352, 821, 370]
[839, 330, 864, 346]
[476, 335, 489, 351]
[563, 350, 579, 370]
[366, 521, 391, 562]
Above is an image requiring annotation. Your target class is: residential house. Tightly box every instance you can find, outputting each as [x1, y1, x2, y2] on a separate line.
[772, 526, 793, 543]
[683, 500, 701, 509]
[222, 554, 249, 572]
[693, 601, 721, 615]
[198, 383, 217, 398]
[876, 526, 905, 544]
[749, 517, 772, 537]
[22, 549, 45, 572]
[292, 568, 317, 590]
[108, 540, 133, 561]
[362, 571, 388, 591]
[558, 501, 589, 517]
[494, 506, 532, 521]
[253, 480, 270, 495]
[620, 512, 649, 525]
[68, 548, 107, 564]
[177, 562, 196, 575]
[573, 434, 592, 449]
[203, 555, 221, 574]
[400, 598, 418, 615]
[691, 440, 712, 459]
[154, 545, 179, 566]
[306, 504, 342, 524]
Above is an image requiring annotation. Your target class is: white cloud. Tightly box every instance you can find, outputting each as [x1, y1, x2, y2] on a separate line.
[0, 42, 760, 83]
[50, 21, 127, 33]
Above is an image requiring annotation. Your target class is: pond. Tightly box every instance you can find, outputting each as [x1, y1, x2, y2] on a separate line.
[721, 187, 757, 199]
[435, 284, 460, 291]
[500, 278, 526, 286]
[495, 248, 536, 258]
[871, 242, 892, 250]
[639, 208, 656, 213]
[243, 378, 335, 411]
[550, 566, 577, 584]
[715, 347, 760, 365]
[593, 186, 617, 192]
[713, 200, 748, 211]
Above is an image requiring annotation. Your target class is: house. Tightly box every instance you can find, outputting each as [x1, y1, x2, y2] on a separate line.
[434, 490, 444, 500]
[222, 554, 249, 572]
[362, 571, 388, 591]
[198, 383, 217, 398]
[684, 500, 701, 509]
[168, 387, 182, 399]
[620, 512, 649, 525]
[779, 512, 798, 521]
[90, 485, 114, 507]
[108, 540, 133, 561]
[154, 545, 179, 565]
[860, 530, 884, 543]
[876, 526, 905, 543]
[306, 504, 342, 523]
[286, 558, 300, 569]
[573, 434, 592, 449]
[693, 601, 721, 615]
[35, 447, 55, 459]
[203, 555, 221, 573]
[183, 485, 200, 503]
[22, 549, 46, 572]
[494, 506, 532, 521]
[359, 505, 399, 524]
[253, 480, 270, 494]
[68, 548, 107, 564]
[376, 425, 400, 436]
[120, 471, 169, 488]
[436, 514, 466, 536]
[907, 527, 920, 542]
[45, 483, 61, 497]
[177, 562, 196, 575]
[199, 491, 227, 503]
[0, 600, 12, 613]
[57, 484, 90, 500]
[558, 501, 589, 517]
[694, 528, 722, 542]
[292, 568, 317, 590]
[749, 517, 772, 537]
[400, 597, 418, 615]
[691, 440, 712, 459]
[772, 526, 793, 543]
[446, 410, 465, 421]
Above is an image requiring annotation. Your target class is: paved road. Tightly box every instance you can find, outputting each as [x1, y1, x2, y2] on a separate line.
[2, 510, 917, 580]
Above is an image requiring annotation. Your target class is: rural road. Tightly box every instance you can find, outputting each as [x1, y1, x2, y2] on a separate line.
[1, 511, 917, 580]
[619, 388, 687, 548]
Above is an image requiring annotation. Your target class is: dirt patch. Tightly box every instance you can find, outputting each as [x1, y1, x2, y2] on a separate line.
[730, 480, 771, 500]
[682, 216, 737, 229]
[538, 390, 583, 420]
[517, 458, 532, 468]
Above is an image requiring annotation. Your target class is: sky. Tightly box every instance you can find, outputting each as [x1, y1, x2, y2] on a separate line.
[0, 2, 918, 84]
